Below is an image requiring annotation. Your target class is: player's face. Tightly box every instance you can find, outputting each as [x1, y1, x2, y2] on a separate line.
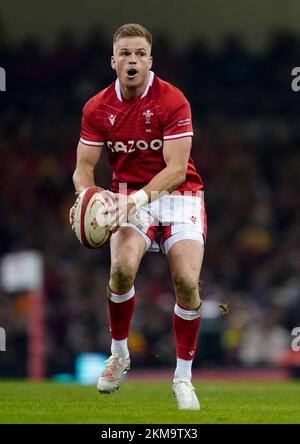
[111, 37, 153, 93]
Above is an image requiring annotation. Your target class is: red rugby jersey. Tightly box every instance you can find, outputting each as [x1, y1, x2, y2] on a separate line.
[80, 71, 203, 193]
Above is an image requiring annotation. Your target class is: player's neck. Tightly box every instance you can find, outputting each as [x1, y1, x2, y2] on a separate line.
[120, 88, 139, 100]
[119, 73, 150, 101]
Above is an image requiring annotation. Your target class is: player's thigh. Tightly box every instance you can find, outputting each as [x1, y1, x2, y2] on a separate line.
[110, 226, 147, 275]
[167, 239, 204, 289]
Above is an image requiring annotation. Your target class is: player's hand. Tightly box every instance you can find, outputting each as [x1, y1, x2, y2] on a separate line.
[104, 193, 137, 232]
[69, 205, 75, 230]
[69, 190, 84, 229]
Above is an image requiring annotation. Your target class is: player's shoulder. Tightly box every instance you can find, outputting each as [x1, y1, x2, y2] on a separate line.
[82, 83, 115, 115]
[155, 76, 189, 110]
[154, 75, 190, 106]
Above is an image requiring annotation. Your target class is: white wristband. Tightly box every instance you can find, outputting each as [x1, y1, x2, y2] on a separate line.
[130, 189, 148, 209]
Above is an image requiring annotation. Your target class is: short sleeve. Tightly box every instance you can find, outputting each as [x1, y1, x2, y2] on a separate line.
[162, 90, 194, 141]
[79, 100, 105, 147]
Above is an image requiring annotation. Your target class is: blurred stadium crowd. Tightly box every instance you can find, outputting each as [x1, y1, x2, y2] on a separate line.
[0, 23, 300, 377]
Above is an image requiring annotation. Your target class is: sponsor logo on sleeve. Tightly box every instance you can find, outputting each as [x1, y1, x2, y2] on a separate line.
[177, 118, 190, 127]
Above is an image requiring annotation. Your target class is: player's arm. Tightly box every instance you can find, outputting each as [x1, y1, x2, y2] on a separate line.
[128, 89, 193, 210]
[106, 138, 191, 229]
[72, 141, 103, 194]
[128, 137, 191, 210]
[144, 136, 191, 196]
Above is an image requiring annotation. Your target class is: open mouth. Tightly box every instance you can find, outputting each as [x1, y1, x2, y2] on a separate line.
[127, 68, 138, 79]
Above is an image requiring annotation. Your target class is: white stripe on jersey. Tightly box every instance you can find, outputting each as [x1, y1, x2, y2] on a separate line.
[163, 132, 194, 140]
[141, 71, 154, 98]
[80, 138, 104, 146]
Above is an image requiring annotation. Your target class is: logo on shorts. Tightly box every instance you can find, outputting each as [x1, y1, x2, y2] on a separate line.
[143, 109, 153, 124]
[190, 216, 197, 224]
[188, 350, 195, 356]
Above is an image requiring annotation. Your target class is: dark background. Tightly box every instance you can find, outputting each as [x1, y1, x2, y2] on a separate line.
[0, 0, 300, 378]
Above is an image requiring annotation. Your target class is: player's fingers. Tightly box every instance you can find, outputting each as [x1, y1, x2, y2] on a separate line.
[105, 190, 117, 202]
[105, 204, 118, 215]
[106, 208, 127, 231]
[69, 206, 75, 226]
[98, 191, 111, 206]
[110, 225, 120, 233]
[107, 220, 119, 232]
[100, 190, 116, 212]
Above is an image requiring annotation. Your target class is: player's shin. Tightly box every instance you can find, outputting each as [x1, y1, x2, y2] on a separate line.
[107, 285, 136, 359]
[173, 302, 201, 381]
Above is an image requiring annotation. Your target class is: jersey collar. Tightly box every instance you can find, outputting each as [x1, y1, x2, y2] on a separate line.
[115, 70, 154, 102]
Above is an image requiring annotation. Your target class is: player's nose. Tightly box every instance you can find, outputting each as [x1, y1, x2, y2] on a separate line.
[128, 54, 138, 63]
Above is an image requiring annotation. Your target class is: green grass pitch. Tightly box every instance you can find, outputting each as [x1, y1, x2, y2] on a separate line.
[0, 380, 299, 424]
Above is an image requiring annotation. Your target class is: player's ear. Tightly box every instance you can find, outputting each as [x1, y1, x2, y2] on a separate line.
[111, 56, 116, 70]
[149, 56, 153, 69]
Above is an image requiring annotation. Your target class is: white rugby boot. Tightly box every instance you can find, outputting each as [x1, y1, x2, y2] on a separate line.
[172, 378, 200, 410]
[97, 355, 130, 394]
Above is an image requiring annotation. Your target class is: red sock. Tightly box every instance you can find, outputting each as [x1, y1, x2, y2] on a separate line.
[107, 286, 135, 340]
[173, 302, 201, 360]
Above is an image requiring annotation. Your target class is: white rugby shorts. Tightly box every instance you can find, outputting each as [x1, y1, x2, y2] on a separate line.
[122, 191, 207, 254]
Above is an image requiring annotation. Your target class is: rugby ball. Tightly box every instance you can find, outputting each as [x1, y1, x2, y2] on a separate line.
[73, 186, 111, 248]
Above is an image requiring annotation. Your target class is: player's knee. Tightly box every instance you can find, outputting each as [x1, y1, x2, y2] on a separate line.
[173, 273, 199, 304]
[110, 263, 136, 292]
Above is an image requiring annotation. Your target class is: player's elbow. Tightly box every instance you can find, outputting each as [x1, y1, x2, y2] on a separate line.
[173, 167, 187, 185]
[178, 172, 186, 186]
[73, 168, 85, 189]
[72, 169, 80, 188]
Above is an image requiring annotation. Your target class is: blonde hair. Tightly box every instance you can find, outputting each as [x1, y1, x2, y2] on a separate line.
[113, 23, 152, 46]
